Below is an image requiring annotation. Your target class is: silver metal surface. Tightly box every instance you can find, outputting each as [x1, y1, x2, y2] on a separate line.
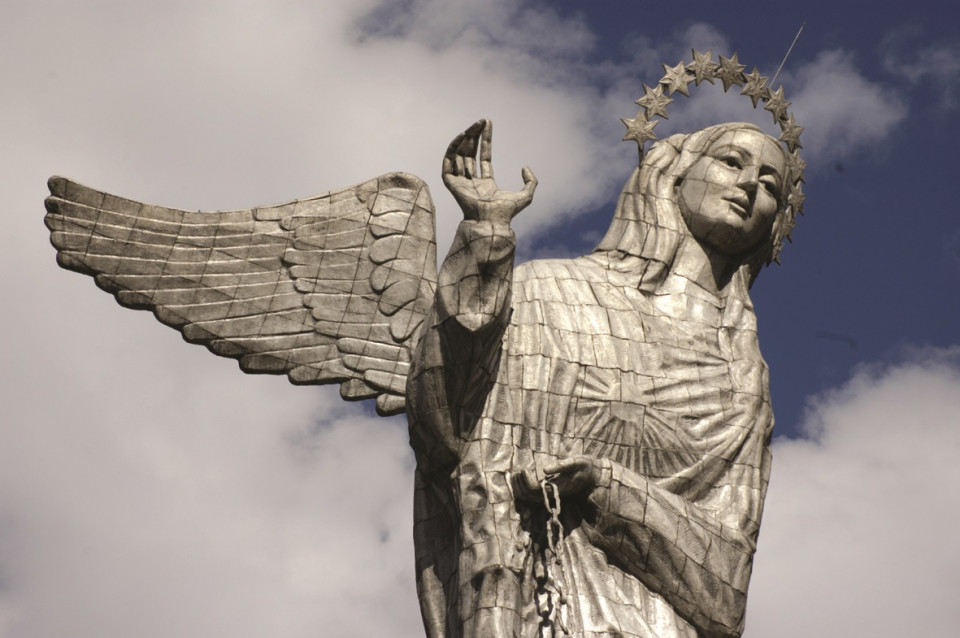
[45, 52, 805, 638]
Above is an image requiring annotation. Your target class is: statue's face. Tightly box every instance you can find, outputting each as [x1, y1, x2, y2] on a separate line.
[677, 129, 786, 255]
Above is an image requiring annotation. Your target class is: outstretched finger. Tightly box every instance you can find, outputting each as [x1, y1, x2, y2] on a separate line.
[443, 132, 466, 176]
[521, 166, 538, 191]
[518, 166, 538, 208]
[479, 120, 494, 179]
[461, 119, 484, 178]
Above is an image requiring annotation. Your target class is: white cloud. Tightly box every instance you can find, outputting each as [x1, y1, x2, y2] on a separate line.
[358, 0, 597, 61]
[885, 43, 960, 82]
[0, 0, 644, 252]
[882, 26, 960, 109]
[746, 348, 960, 637]
[786, 50, 907, 160]
[0, 277, 422, 636]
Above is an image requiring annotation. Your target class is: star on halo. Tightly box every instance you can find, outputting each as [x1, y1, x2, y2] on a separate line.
[740, 67, 769, 107]
[716, 53, 746, 91]
[621, 109, 659, 148]
[787, 149, 807, 183]
[660, 61, 692, 97]
[779, 113, 804, 152]
[781, 214, 799, 242]
[788, 182, 806, 212]
[686, 49, 717, 85]
[764, 86, 791, 123]
[635, 83, 672, 119]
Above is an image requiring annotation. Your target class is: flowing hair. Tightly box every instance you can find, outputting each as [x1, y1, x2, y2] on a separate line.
[594, 122, 792, 292]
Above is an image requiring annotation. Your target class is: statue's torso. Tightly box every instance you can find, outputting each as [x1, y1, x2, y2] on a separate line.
[413, 256, 770, 637]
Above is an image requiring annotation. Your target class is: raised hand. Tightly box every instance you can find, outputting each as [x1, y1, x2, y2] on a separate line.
[442, 119, 537, 224]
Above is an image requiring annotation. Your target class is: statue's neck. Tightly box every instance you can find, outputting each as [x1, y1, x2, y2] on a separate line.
[670, 237, 737, 296]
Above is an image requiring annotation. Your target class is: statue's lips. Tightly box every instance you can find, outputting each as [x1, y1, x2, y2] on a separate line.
[723, 195, 750, 219]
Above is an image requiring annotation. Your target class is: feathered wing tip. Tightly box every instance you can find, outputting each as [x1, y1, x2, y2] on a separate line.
[45, 172, 438, 417]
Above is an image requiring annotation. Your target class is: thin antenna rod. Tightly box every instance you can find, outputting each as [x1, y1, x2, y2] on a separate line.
[770, 23, 805, 86]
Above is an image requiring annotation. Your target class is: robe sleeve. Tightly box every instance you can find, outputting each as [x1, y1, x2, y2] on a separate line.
[407, 219, 516, 471]
[582, 458, 761, 638]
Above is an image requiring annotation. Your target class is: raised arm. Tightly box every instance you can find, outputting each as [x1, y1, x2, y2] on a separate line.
[436, 119, 537, 329]
[407, 120, 537, 470]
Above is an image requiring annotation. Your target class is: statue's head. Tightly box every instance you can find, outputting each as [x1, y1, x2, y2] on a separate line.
[607, 52, 806, 287]
[672, 122, 791, 266]
[596, 122, 795, 287]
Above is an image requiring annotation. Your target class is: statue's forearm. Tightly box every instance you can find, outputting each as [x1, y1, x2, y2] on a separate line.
[408, 218, 516, 470]
[435, 219, 516, 331]
[583, 462, 754, 637]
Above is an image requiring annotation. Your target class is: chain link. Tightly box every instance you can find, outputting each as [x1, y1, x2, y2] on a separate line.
[538, 479, 570, 637]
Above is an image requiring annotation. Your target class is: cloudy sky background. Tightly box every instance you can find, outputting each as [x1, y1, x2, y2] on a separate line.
[1, 1, 958, 636]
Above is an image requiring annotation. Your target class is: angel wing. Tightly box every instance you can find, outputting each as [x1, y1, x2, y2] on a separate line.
[44, 172, 437, 416]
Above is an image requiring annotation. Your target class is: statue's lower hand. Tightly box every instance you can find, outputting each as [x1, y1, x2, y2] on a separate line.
[513, 456, 603, 503]
[442, 119, 537, 224]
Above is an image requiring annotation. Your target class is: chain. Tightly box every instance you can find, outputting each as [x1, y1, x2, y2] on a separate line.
[537, 479, 570, 637]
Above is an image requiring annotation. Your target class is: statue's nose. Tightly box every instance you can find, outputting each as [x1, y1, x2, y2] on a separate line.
[736, 167, 761, 209]
[737, 165, 760, 190]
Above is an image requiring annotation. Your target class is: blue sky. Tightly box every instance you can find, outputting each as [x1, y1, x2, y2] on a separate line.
[518, 0, 960, 436]
[1, 1, 958, 636]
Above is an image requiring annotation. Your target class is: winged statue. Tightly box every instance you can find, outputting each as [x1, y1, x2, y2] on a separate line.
[46, 51, 807, 638]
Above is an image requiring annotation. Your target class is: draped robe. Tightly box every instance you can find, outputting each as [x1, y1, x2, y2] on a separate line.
[406, 179, 774, 638]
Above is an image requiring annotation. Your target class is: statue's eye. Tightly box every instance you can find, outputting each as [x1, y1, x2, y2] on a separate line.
[760, 171, 781, 194]
[721, 155, 742, 169]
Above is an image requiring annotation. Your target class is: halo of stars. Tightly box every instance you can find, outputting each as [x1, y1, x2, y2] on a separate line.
[621, 49, 806, 262]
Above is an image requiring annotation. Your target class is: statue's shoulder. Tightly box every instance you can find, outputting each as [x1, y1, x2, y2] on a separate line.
[512, 256, 617, 312]
[514, 255, 605, 281]
[515, 254, 610, 285]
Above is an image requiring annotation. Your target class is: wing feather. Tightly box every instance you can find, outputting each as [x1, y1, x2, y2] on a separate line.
[45, 173, 437, 416]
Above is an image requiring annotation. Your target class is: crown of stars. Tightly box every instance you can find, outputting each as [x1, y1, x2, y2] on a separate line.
[621, 49, 807, 262]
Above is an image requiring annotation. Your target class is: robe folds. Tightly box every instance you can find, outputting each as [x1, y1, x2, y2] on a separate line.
[407, 217, 773, 638]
